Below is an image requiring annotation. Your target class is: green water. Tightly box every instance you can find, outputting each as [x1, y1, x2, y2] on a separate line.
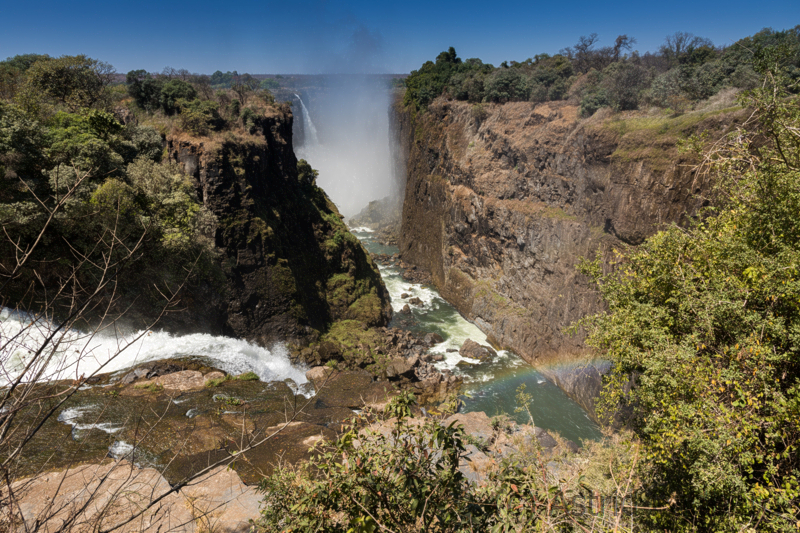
[352, 228, 601, 444]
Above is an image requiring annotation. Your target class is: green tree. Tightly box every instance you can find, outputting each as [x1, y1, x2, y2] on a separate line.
[160, 79, 197, 115]
[21, 55, 114, 112]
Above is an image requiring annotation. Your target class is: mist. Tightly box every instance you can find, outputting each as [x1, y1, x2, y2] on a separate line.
[294, 75, 399, 218]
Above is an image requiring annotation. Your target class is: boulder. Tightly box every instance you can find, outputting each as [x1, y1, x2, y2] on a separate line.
[530, 427, 558, 449]
[443, 411, 494, 444]
[10, 461, 194, 532]
[423, 332, 444, 346]
[305, 366, 334, 387]
[459, 339, 497, 362]
[134, 370, 207, 392]
[385, 358, 415, 380]
[204, 371, 226, 382]
[181, 466, 261, 533]
[408, 297, 424, 306]
[401, 304, 411, 314]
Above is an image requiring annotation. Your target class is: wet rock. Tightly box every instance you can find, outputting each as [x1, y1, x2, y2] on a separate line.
[401, 293, 410, 299]
[445, 348, 459, 353]
[423, 332, 444, 346]
[408, 297, 424, 306]
[459, 339, 497, 362]
[401, 304, 411, 314]
[314, 370, 397, 409]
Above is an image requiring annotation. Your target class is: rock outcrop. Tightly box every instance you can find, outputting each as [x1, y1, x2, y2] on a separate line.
[162, 106, 391, 344]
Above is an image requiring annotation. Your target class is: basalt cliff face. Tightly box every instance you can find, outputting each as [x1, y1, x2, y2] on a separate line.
[394, 98, 742, 372]
[165, 107, 391, 344]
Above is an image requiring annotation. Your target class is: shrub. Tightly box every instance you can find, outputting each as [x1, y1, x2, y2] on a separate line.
[579, 88, 610, 117]
[177, 98, 220, 136]
[575, 60, 800, 531]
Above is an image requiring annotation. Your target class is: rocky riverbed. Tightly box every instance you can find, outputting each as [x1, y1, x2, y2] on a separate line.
[6, 361, 574, 532]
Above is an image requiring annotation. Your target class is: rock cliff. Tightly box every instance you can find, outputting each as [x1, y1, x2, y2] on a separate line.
[164, 106, 391, 344]
[394, 98, 743, 372]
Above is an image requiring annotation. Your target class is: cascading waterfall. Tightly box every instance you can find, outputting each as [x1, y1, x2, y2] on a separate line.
[294, 94, 320, 147]
[0, 308, 308, 388]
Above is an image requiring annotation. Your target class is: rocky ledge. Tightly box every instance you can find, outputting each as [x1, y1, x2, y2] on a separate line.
[7, 398, 574, 532]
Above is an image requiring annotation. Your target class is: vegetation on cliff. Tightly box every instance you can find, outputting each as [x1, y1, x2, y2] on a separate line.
[575, 52, 800, 530]
[0, 52, 389, 339]
[403, 27, 799, 116]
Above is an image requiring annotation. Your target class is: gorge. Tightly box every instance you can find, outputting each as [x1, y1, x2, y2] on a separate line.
[2, 29, 799, 529]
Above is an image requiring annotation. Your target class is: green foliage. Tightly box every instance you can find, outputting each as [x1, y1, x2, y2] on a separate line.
[160, 79, 197, 115]
[0, 54, 50, 99]
[177, 98, 221, 135]
[484, 68, 529, 103]
[297, 158, 318, 187]
[236, 371, 259, 381]
[575, 61, 800, 530]
[126, 69, 164, 111]
[258, 393, 646, 532]
[19, 55, 114, 113]
[579, 88, 610, 117]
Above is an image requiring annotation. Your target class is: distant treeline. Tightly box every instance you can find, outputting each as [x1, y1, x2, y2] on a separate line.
[404, 27, 800, 116]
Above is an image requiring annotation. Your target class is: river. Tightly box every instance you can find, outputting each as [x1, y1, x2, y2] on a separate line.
[351, 227, 602, 444]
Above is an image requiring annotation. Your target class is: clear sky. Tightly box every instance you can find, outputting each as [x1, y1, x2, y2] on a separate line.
[2, 0, 798, 74]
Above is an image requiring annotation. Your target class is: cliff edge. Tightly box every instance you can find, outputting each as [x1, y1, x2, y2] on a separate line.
[395, 98, 744, 368]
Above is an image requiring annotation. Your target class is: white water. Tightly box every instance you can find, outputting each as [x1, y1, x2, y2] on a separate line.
[57, 406, 123, 437]
[350, 229, 525, 376]
[292, 78, 395, 217]
[294, 94, 320, 146]
[0, 308, 308, 388]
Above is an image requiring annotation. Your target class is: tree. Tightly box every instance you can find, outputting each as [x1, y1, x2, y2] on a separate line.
[659, 32, 714, 66]
[22, 55, 114, 111]
[159, 79, 197, 115]
[231, 73, 259, 106]
[126, 69, 164, 111]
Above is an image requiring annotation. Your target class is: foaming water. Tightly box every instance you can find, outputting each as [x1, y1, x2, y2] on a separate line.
[350, 227, 602, 443]
[0, 308, 308, 388]
[293, 77, 395, 217]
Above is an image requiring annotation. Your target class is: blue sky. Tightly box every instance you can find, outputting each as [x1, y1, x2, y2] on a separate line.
[2, 0, 798, 74]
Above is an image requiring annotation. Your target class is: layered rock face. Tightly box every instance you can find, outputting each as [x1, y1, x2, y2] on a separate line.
[394, 99, 740, 367]
[165, 107, 391, 344]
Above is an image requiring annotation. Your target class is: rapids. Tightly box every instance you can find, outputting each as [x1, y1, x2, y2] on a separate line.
[0, 308, 308, 389]
[351, 228, 602, 444]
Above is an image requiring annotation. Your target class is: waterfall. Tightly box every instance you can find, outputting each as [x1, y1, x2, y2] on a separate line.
[294, 94, 320, 147]
[0, 308, 309, 387]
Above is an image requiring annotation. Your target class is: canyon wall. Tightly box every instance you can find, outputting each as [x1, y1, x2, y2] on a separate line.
[394, 97, 742, 373]
[164, 106, 391, 345]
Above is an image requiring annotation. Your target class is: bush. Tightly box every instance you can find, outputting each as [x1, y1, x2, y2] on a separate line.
[579, 88, 610, 117]
[177, 98, 220, 135]
[484, 68, 529, 103]
[576, 61, 800, 531]
[257, 391, 648, 532]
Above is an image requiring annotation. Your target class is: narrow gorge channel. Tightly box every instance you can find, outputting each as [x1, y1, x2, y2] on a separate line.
[349, 228, 600, 443]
